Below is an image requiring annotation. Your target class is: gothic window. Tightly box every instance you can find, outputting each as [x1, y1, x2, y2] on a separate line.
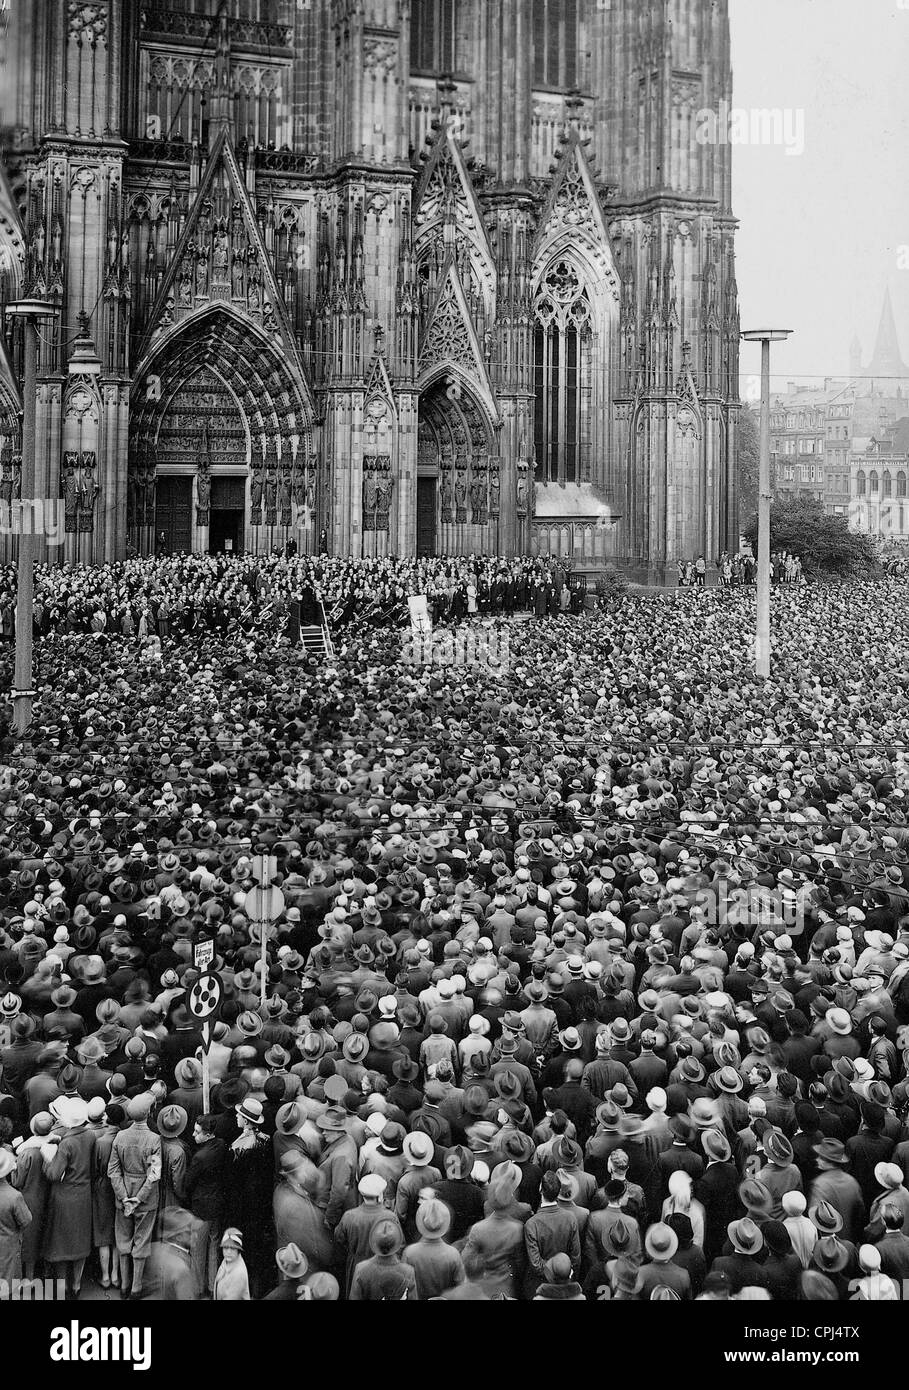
[533, 259, 592, 485]
[899, 471, 907, 498]
[870, 470, 879, 494]
[533, 0, 577, 89]
[883, 471, 893, 498]
[410, 0, 457, 74]
[856, 471, 866, 497]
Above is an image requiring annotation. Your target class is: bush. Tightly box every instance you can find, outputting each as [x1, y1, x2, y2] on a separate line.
[596, 566, 629, 602]
[743, 497, 877, 579]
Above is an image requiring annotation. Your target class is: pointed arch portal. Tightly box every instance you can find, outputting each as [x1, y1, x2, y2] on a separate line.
[128, 306, 314, 555]
[416, 376, 496, 557]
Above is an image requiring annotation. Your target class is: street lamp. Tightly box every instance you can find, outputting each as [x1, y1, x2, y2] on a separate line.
[3, 298, 61, 737]
[741, 329, 793, 679]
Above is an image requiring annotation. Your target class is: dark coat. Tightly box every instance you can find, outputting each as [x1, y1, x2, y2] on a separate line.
[696, 1160, 742, 1262]
[185, 1137, 228, 1224]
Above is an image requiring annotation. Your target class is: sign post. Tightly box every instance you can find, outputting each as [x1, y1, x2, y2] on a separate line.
[741, 329, 793, 679]
[201, 1020, 211, 1115]
[243, 880, 285, 1007]
[194, 939, 214, 973]
[185, 971, 223, 1115]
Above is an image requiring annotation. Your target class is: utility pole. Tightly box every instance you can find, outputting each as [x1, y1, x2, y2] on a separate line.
[243, 852, 284, 1007]
[741, 329, 793, 679]
[4, 299, 60, 737]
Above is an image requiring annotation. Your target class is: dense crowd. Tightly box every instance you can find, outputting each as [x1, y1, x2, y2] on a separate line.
[677, 552, 804, 587]
[0, 555, 574, 644]
[1, 565, 909, 1301]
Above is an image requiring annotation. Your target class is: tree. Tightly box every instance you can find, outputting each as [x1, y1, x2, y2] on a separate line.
[743, 496, 876, 579]
[736, 406, 761, 525]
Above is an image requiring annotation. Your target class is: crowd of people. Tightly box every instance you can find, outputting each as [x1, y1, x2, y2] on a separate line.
[677, 552, 804, 588]
[0, 555, 579, 643]
[0, 561, 908, 1301]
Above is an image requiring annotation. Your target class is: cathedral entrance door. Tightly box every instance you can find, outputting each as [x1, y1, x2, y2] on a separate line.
[154, 477, 192, 554]
[208, 477, 246, 554]
[416, 477, 437, 556]
[208, 509, 244, 554]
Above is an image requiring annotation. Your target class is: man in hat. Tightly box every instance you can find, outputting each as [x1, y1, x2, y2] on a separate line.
[696, 1128, 740, 1264]
[657, 1116, 705, 1196]
[636, 1221, 691, 1299]
[581, 1028, 638, 1102]
[523, 1170, 581, 1297]
[107, 1092, 163, 1299]
[712, 1218, 770, 1293]
[185, 1114, 227, 1295]
[317, 1104, 359, 1233]
[141, 1206, 202, 1301]
[334, 1174, 401, 1296]
[431, 1145, 485, 1241]
[546, 1059, 597, 1145]
[808, 1139, 865, 1244]
[404, 1197, 465, 1300]
[758, 1128, 803, 1219]
[349, 1217, 417, 1300]
[394, 1132, 443, 1242]
[273, 1150, 333, 1272]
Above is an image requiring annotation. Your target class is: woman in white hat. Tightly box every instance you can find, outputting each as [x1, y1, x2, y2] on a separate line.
[212, 1227, 250, 1301]
[40, 1095, 94, 1297]
[661, 1169, 706, 1249]
[0, 1147, 32, 1283]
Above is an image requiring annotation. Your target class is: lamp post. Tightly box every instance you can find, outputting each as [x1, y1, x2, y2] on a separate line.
[741, 329, 793, 679]
[4, 299, 61, 736]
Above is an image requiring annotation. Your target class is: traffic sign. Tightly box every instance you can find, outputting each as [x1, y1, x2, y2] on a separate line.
[186, 971, 223, 1022]
[243, 884, 285, 923]
[194, 939, 214, 972]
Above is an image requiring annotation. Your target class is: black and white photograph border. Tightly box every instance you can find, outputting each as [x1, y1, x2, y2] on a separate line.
[0, 0, 907, 1369]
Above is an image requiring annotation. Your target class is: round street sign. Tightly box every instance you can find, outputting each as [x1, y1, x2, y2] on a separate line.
[186, 971, 223, 1022]
[243, 885, 285, 923]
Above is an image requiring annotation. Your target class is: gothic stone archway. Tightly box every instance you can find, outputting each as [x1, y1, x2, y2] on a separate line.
[128, 307, 315, 556]
[416, 377, 498, 556]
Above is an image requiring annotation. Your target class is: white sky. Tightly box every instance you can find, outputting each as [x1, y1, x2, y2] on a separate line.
[730, 0, 909, 390]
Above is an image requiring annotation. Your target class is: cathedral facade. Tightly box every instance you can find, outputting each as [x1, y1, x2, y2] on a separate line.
[0, 0, 740, 580]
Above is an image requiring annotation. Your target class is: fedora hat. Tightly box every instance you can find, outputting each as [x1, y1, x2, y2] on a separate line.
[342, 1033, 369, 1063]
[236, 1010, 264, 1038]
[157, 1104, 188, 1138]
[739, 1178, 773, 1216]
[763, 1129, 794, 1166]
[728, 1217, 764, 1256]
[608, 1083, 634, 1111]
[275, 1243, 308, 1280]
[814, 1138, 848, 1167]
[701, 1128, 731, 1163]
[809, 1200, 843, 1235]
[236, 1097, 264, 1127]
[813, 1236, 849, 1274]
[644, 1222, 679, 1261]
[416, 1198, 451, 1239]
[501, 1130, 535, 1162]
[79, 955, 106, 984]
[316, 1105, 348, 1133]
[403, 1131, 434, 1167]
[444, 1145, 475, 1181]
[690, 1098, 720, 1130]
[715, 1065, 743, 1094]
[76, 1036, 107, 1065]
